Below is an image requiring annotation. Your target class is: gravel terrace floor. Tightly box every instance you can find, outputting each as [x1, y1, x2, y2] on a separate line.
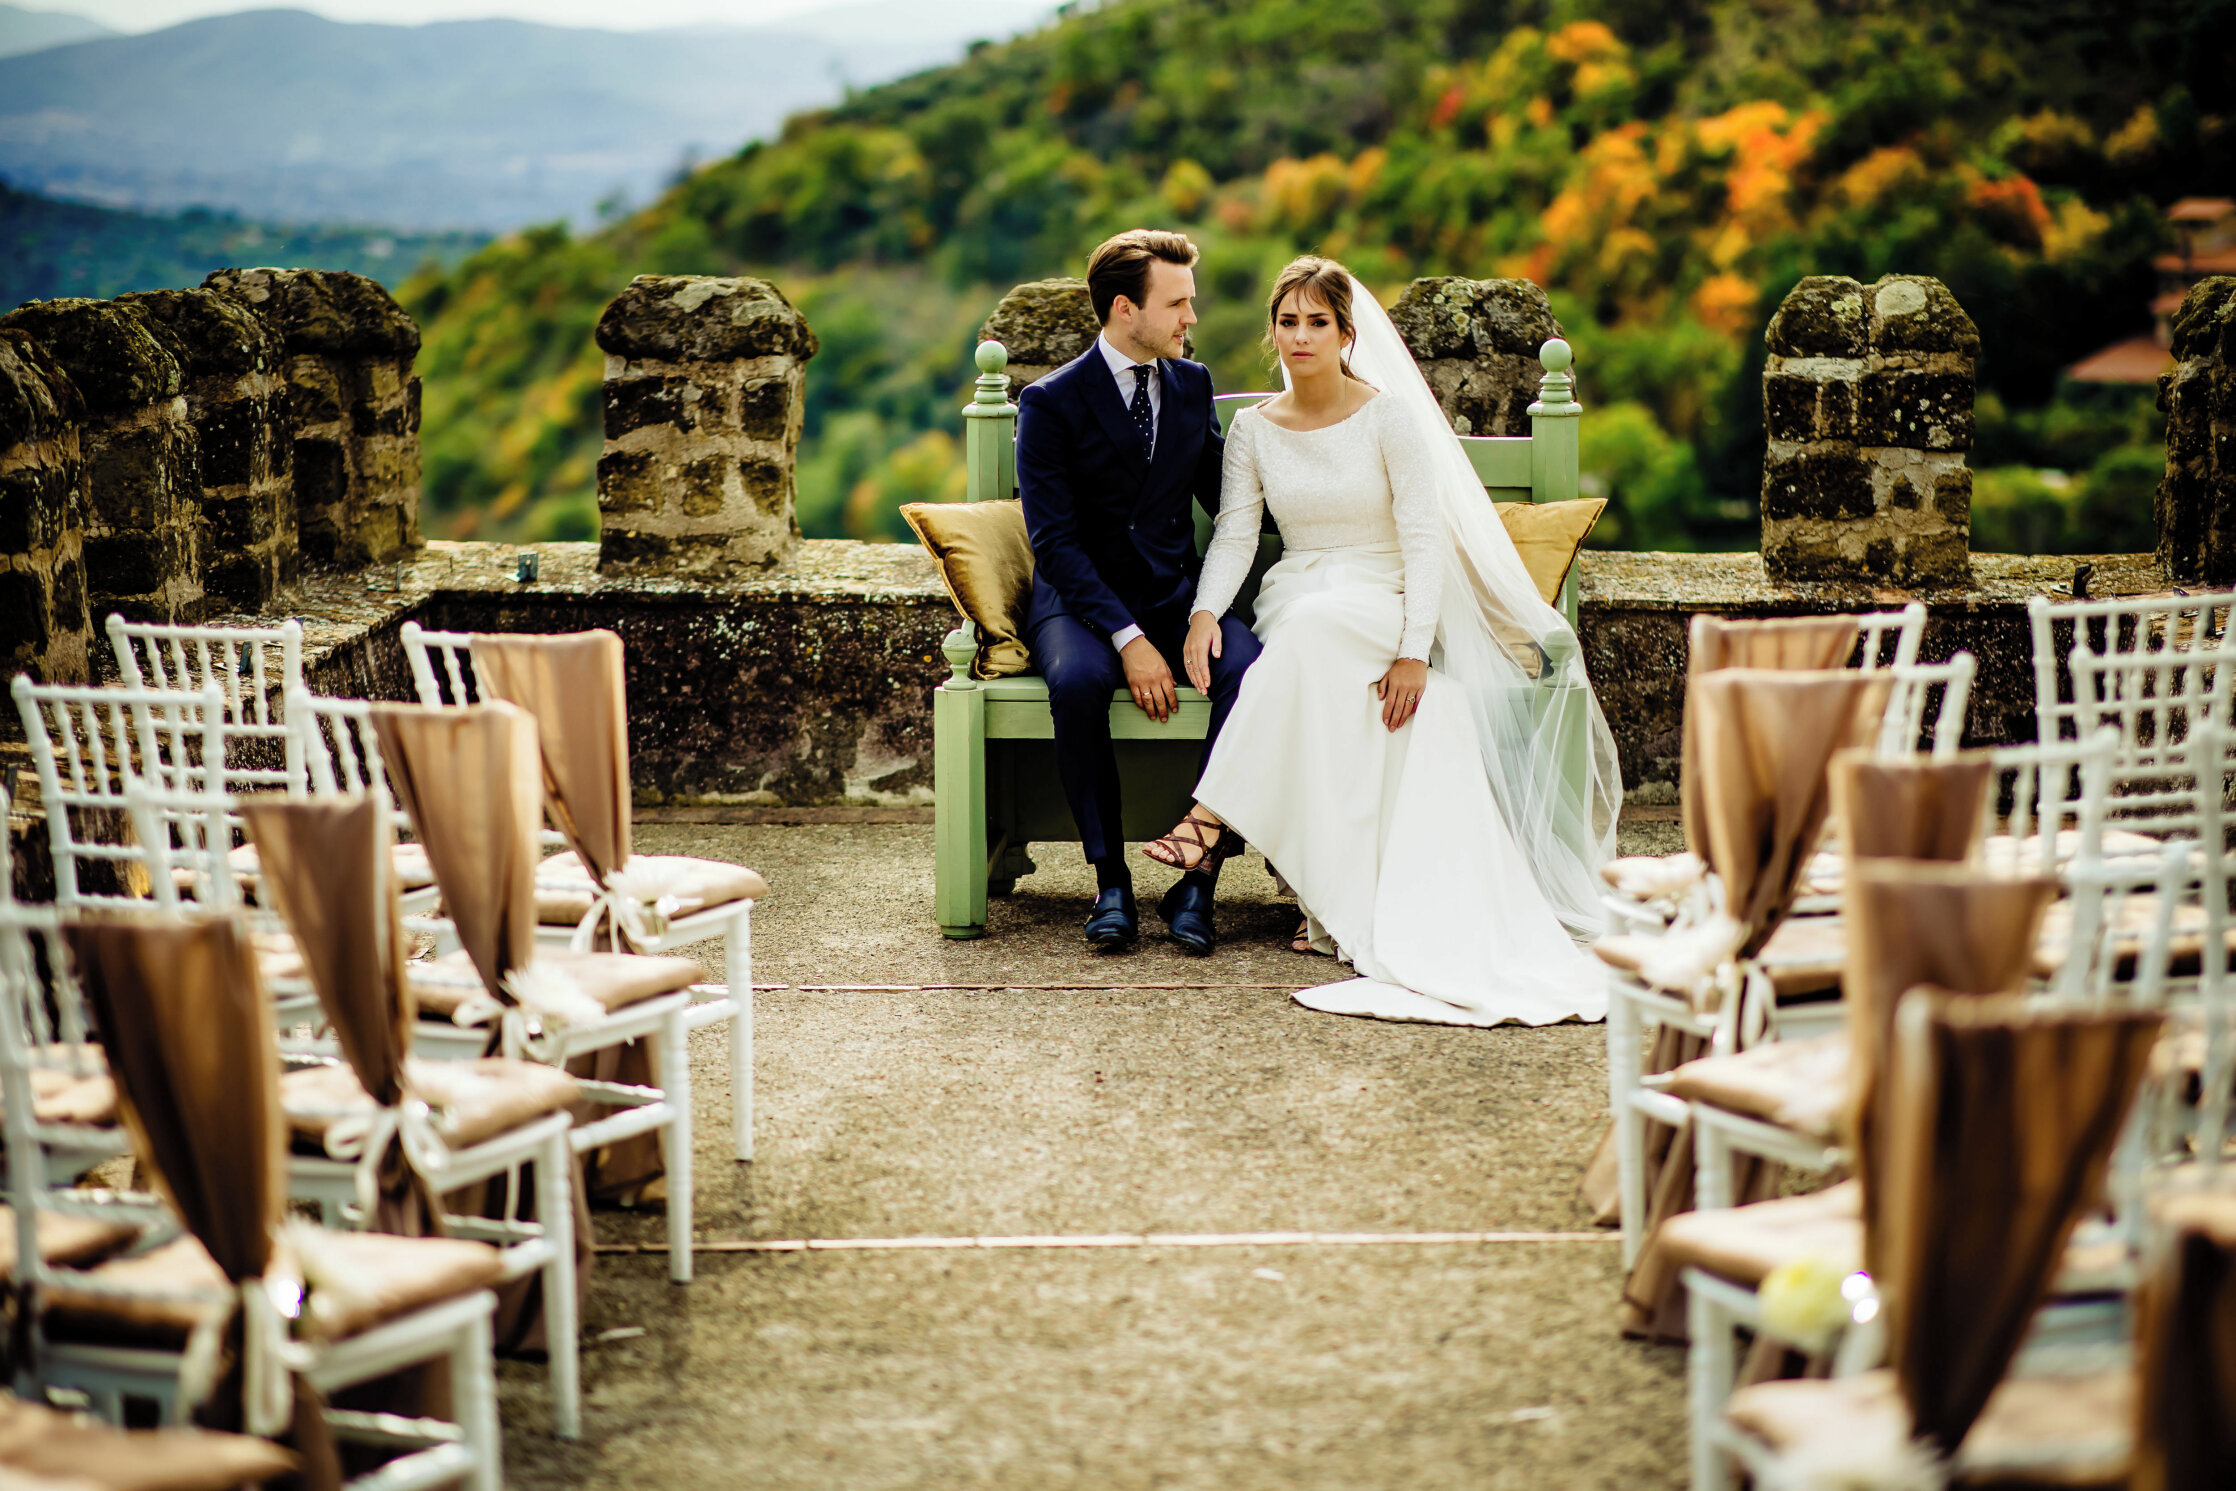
[497, 814, 1688, 1490]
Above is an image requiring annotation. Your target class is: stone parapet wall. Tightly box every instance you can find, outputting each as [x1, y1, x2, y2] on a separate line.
[0, 297, 205, 623]
[2156, 276, 2236, 584]
[63, 539, 2129, 815]
[204, 268, 422, 568]
[594, 276, 816, 575]
[1387, 277, 1563, 436]
[1760, 275, 1978, 588]
[0, 332, 92, 683]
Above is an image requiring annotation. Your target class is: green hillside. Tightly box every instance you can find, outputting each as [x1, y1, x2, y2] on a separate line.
[1, 180, 484, 314]
[405, 0, 2233, 549]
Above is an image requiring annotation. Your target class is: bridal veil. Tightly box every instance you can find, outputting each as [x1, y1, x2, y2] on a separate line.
[1338, 275, 1622, 935]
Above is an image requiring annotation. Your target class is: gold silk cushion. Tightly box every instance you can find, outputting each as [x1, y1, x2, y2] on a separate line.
[900, 499, 1036, 679]
[1493, 497, 1606, 607]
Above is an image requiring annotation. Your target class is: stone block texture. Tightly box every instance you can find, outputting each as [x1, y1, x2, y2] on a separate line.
[2156, 276, 2236, 584]
[1389, 277, 1563, 436]
[121, 289, 297, 610]
[1760, 275, 1978, 587]
[204, 268, 422, 568]
[0, 331, 92, 681]
[0, 298, 206, 624]
[595, 275, 817, 575]
[979, 278, 1103, 391]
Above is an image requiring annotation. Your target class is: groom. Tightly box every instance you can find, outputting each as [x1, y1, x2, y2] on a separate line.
[1015, 229, 1263, 955]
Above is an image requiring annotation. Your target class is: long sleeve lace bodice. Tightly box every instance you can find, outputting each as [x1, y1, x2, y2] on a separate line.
[1194, 394, 1443, 660]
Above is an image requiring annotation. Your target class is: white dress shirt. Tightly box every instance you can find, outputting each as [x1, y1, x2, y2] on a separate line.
[1097, 333, 1160, 654]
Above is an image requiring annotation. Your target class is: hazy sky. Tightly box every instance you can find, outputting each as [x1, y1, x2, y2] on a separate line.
[46, 1, 923, 32]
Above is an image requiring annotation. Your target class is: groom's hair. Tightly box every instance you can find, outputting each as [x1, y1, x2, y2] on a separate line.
[1086, 229, 1198, 324]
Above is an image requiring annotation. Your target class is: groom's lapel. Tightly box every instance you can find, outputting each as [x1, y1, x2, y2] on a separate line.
[1078, 355, 1151, 484]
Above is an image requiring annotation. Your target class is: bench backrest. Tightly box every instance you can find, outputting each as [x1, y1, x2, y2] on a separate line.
[963, 336, 1585, 627]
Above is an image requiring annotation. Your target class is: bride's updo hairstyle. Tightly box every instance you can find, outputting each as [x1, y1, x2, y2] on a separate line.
[1266, 255, 1368, 383]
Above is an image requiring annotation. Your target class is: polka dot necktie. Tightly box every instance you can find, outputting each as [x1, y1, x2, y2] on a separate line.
[1129, 363, 1154, 459]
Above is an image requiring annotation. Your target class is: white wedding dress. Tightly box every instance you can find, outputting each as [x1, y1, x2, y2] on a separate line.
[1191, 392, 1608, 1028]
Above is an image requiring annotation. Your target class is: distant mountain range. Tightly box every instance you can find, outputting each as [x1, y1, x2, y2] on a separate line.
[0, 3, 111, 58]
[1, 177, 485, 311]
[0, 3, 1058, 231]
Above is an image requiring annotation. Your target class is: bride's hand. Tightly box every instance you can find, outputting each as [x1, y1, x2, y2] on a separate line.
[1182, 610, 1223, 693]
[1375, 657, 1428, 732]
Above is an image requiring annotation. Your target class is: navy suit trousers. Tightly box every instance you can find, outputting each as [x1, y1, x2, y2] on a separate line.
[1029, 608, 1263, 866]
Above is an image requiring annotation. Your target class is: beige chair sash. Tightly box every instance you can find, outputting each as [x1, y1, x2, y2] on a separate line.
[468, 630, 632, 885]
[1877, 992, 2161, 1455]
[2134, 1192, 2236, 1491]
[63, 916, 338, 1471]
[239, 796, 448, 1232]
[1841, 862, 2058, 1266]
[1688, 668, 1888, 959]
[1682, 614, 1861, 858]
[1830, 749, 1995, 864]
[370, 702, 542, 1005]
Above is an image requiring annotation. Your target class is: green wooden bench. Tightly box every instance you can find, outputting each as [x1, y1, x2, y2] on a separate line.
[934, 338, 1588, 937]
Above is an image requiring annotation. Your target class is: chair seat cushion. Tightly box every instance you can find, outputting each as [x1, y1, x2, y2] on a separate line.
[47, 1229, 505, 1349]
[1980, 827, 2165, 876]
[1727, 1367, 2131, 1487]
[287, 1228, 505, 1344]
[1598, 853, 1706, 906]
[534, 851, 768, 927]
[44, 1235, 231, 1347]
[8, 1051, 118, 1128]
[407, 949, 703, 1020]
[0, 1392, 298, 1491]
[1654, 1181, 1863, 1288]
[231, 840, 437, 891]
[1665, 1033, 1851, 1140]
[536, 949, 704, 1011]
[2035, 892, 2236, 980]
[1755, 914, 1845, 999]
[282, 1057, 580, 1150]
[0, 1203, 141, 1281]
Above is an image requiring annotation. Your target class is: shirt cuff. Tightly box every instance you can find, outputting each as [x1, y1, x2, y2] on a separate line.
[1110, 624, 1145, 653]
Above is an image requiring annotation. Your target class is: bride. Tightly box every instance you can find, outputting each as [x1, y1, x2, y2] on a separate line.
[1140, 256, 1620, 1027]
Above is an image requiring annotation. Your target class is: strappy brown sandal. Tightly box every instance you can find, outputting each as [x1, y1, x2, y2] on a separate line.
[1291, 919, 1331, 956]
[1142, 808, 1232, 872]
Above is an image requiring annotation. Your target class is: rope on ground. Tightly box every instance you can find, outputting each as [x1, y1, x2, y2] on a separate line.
[759, 983, 1326, 992]
[597, 1229, 1622, 1255]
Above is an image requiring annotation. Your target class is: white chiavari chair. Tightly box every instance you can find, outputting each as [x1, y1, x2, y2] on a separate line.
[106, 614, 306, 796]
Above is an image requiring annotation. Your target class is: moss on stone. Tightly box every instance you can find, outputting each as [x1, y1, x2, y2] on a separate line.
[1867, 274, 1979, 356]
[0, 299, 181, 414]
[0, 330, 82, 448]
[1765, 277, 1867, 358]
[203, 268, 420, 356]
[1388, 276, 1561, 360]
[117, 288, 278, 378]
[595, 276, 818, 363]
[979, 278, 1099, 370]
[2169, 276, 2236, 362]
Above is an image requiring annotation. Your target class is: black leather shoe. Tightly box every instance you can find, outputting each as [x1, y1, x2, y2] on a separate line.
[1084, 886, 1138, 948]
[1158, 878, 1217, 956]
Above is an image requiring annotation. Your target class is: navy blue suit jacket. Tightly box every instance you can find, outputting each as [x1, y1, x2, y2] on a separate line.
[1015, 347, 1224, 642]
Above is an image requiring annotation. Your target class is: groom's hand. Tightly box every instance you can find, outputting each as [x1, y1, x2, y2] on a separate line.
[1182, 610, 1223, 693]
[1120, 636, 1179, 723]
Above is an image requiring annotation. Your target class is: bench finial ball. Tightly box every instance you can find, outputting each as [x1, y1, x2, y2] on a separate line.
[976, 340, 1008, 375]
[1539, 337, 1572, 373]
